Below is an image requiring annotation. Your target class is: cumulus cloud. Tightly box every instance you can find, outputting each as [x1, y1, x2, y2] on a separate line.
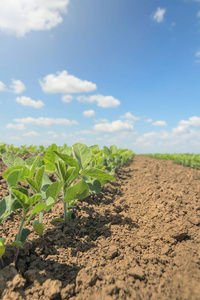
[23, 131, 41, 137]
[145, 118, 153, 123]
[10, 79, 26, 94]
[0, 0, 70, 37]
[173, 116, 200, 133]
[119, 112, 140, 121]
[0, 81, 6, 92]
[6, 123, 26, 130]
[61, 95, 73, 103]
[14, 117, 78, 126]
[77, 95, 120, 108]
[40, 71, 97, 94]
[94, 120, 134, 133]
[16, 96, 44, 108]
[152, 7, 166, 23]
[152, 120, 167, 126]
[83, 109, 95, 118]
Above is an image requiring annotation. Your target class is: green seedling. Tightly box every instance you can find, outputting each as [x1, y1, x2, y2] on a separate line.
[10, 187, 45, 263]
[43, 143, 116, 224]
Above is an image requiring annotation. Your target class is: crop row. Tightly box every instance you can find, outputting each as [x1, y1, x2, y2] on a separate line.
[0, 143, 134, 267]
[145, 153, 200, 169]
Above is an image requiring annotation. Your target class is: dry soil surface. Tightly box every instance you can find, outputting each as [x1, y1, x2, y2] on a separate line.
[0, 155, 200, 300]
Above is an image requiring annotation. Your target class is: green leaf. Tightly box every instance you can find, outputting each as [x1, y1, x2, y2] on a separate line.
[51, 218, 65, 223]
[0, 238, 6, 247]
[72, 143, 92, 169]
[89, 145, 99, 152]
[43, 143, 58, 172]
[65, 167, 78, 183]
[54, 151, 80, 171]
[87, 179, 102, 194]
[32, 220, 45, 236]
[20, 228, 31, 243]
[0, 196, 10, 217]
[46, 181, 63, 201]
[25, 203, 47, 225]
[25, 177, 39, 193]
[0, 238, 6, 258]
[42, 173, 52, 186]
[110, 145, 118, 155]
[81, 167, 115, 181]
[29, 154, 41, 178]
[3, 165, 31, 181]
[45, 197, 55, 212]
[28, 194, 42, 206]
[11, 241, 23, 248]
[7, 169, 23, 189]
[61, 146, 72, 156]
[103, 146, 111, 157]
[11, 188, 28, 206]
[2, 153, 26, 168]
[56, 159, 66, 181]
[35, 165, 45, 190]
[63, 179, 89, 203]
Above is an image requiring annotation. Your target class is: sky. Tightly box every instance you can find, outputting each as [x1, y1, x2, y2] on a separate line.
[0, 0, 200, 154]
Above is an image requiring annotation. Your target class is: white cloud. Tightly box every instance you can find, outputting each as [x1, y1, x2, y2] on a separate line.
[61, 95, 73, 103]
[14, 117, 78, 126]
[197, 11, 200, 18]
[152, 7, 166, 23]
[120, 112, 140, 121]
[77, 94, 120, 108]
[6, 123, 26, 130]
[0, 0, 70, 37]
[152, 120, 167, 126]
[23, 131, 41, 137]
[0, 81, 6, 92]
[10, 79, 26, 94]
[145, 118, 153, 123]
[47, 131, 58, 138]
[94, 120, 134, 133]
[195, 51, 200, 57]
[16, 96, 44, 108]
[83, 109, 95, 117]
[40, 71, 97, 94]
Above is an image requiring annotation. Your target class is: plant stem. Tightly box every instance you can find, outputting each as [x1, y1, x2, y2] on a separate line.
[38, 196, 43, 224]
[13, 247, 19, 265]
[63, 202, 68, 223]
[16, 217, 25, 241]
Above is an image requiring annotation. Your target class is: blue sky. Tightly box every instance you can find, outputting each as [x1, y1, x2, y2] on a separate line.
[1, 0, 200, 153]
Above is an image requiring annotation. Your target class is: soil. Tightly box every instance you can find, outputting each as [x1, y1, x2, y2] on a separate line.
[0, 155, 200, 300]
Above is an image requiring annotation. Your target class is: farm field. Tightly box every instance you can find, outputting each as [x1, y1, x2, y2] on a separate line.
[0, 154, 200, 299]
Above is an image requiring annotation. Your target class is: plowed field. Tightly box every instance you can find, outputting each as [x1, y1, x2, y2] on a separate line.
[0, 155, 200, 300]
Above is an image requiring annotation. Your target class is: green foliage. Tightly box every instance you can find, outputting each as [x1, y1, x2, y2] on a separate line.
[144, 153, 200, 169]
[0, 141, 134, 265]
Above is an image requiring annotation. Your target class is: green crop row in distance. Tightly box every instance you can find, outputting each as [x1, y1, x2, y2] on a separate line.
[144, 153, 200, 169]
[0, 143, 134, 267]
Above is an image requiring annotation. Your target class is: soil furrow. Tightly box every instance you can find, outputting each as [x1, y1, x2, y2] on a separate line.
[0, 155, 200, 299]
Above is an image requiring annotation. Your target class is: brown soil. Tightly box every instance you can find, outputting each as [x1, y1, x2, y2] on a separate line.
[0, 155, 200, 300]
